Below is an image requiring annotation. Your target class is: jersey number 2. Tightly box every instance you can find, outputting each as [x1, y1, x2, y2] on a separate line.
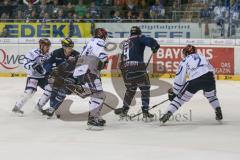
[194, 56, 204, 67]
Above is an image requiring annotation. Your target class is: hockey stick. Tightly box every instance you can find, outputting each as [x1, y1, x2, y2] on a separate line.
[103, 102, 116, 110]
[130, 99, 169, 119]
[66, 84, 116, 111]
[145, 53, 153, 69]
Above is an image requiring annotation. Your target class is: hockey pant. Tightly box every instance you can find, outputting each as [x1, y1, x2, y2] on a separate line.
[166, 72, 221, 114]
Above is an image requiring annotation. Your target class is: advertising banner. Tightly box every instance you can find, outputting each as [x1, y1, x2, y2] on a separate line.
[0, 23, 92, 37]
[97, 23, 203, 38]
[0, 38, 236, 76]
[153, 46, 234, 75]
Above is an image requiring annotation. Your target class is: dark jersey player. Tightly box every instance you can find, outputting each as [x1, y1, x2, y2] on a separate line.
[115, 26, 160, 119]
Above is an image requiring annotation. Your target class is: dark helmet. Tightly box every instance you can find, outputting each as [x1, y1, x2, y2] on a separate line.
[61, 37, 74, 48]
[130, 26, 141, 36]
[182, 44, 196, 56]
[94, 28, 108, 40]
[39, 38, 51, 46]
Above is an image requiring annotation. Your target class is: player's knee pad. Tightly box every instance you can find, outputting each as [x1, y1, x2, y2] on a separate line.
[139, 84, 150, 91]
[126, 85, 137, 93]
[89, 96, 104, 117]
[42, 84, 52, 99]
[139, 85, 150, 98]
[44, 84, 52, 93]
[90, 97, 104, 109]
[204, 90, 217, 102]
[25, 78, 38, 90]
[178, 91, 193, 102]
[204, 90, 220, 108]
[56, 90, 66, 101]
[50, 91, 66, 109]
[37, 85, 52, 108]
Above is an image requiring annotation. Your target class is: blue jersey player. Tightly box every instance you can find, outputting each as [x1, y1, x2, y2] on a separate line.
[115, 26, 160, 119]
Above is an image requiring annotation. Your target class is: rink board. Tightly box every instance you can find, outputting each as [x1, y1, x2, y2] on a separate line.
[0, 38, 240, 80]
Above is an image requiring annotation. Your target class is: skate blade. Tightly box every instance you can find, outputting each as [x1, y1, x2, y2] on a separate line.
[142, 117, 154, 122]
[86, 125, 104, 131]
[12, 111, 24, 117]
[118, 115, 132, 121]
[47, 115, 57, 120]
[159, 121, 166, 126]
[216, 119, 223, 124]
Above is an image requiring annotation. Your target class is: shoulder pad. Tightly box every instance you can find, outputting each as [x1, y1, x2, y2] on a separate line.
[29, 48, 40, 56]
[96, 39, 106, 47]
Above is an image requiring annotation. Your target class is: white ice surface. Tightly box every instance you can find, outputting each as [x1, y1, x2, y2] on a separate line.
[0, 77, 240, 160]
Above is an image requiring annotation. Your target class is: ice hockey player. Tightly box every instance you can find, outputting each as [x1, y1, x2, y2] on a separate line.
[12, 38, 52, 115]
[73, 28, 108, 128]
[38, 37, 80, 117]
[114, 26, 160, 119]
[160, 44, 223, 124]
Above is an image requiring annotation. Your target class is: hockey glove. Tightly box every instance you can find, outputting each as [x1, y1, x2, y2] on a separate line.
[76, 75, 85, 85]
[168, 88, 177, 101]
[32, 63, 44, 74]
[151, 45, 160, 54]
[97, 60, 109, 71]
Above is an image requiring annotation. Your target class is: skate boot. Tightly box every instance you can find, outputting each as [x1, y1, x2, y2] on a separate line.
[142, 108, 154, 119]
[159, 111, 173, 124]
[41, 107, 56, 118]
[87, 116, 104, 130]
[98, 118, 106, 126]
[215, 107, 223, 121]
[115, 107, 129, 118]
[12, 106, 24, 115]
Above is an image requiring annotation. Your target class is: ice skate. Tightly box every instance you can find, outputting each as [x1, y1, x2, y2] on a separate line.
[12, 106, 24, 116]
[142, 108, 154, 121]
[159, 111, 173, 125]
[41, 107, 56, 119]
[115, 107, 130, 121]
[98, 118, 106, 126]
[215, 107, 223, 121]
[87, 116, 104, 131]
[142, 108, 154, 122]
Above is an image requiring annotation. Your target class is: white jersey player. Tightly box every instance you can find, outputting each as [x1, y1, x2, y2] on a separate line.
[12, 38, 52, 115]
[160, 44, 223, 124]
[73, 28, 108, 128]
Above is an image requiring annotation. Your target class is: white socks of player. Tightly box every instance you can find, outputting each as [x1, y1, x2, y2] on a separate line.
[14, 90, 35, 110]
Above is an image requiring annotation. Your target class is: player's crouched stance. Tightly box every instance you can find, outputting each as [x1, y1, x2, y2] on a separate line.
[73, 28, 108, 129]
[159, 45, 223, 124]
[12, 38, 52, 115]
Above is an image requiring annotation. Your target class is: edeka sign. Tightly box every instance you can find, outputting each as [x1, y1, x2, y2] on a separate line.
[96, 23, 202, 38]
[0, 23, 92, 37]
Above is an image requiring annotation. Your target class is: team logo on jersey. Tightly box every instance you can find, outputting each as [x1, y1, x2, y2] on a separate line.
[0, 49, 18, 69]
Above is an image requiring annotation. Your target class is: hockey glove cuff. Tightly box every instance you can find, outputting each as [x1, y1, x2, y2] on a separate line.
[151, 45, 160, 54]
